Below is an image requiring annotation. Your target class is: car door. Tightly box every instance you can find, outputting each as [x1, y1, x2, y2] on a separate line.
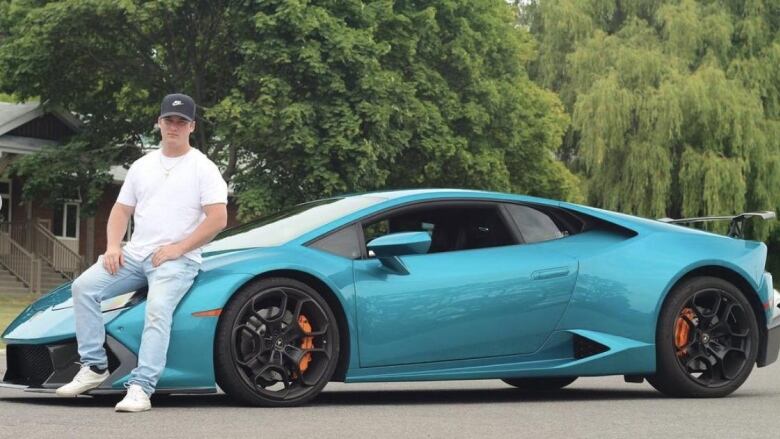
[353, 201, 579, 368]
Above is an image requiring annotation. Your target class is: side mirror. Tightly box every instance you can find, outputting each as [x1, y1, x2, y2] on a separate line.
[367, 232, 431, 274]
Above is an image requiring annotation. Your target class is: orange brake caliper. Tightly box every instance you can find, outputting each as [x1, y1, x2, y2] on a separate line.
[297, 315, 314, 373]
[675, 308, 696, 357]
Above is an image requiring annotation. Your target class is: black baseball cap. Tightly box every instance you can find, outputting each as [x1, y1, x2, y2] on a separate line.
[160, 93, 196, 121]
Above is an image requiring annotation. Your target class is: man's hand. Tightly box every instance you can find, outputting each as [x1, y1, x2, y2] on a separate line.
[151, 243, 185, 267]
[103, 246, 124, 275]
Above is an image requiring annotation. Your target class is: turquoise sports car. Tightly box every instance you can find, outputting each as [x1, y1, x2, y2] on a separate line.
[2, 189, 779, 406]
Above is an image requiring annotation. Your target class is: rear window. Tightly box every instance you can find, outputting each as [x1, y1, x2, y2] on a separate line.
[504, 204, 566, 244]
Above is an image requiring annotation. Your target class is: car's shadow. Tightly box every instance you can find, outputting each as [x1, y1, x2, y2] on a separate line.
[2, 385, 734, 408]
[313, 387, 669, 406]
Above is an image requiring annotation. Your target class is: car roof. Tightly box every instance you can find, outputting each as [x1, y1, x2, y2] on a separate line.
[337, 188, 559, 205]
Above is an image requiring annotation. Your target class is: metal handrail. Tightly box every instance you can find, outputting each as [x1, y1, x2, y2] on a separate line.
[32, 222, 84, 279]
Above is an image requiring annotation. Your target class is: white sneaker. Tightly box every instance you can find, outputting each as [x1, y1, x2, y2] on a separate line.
[55, 366, 109, 397]
[115, 384, 151, 412]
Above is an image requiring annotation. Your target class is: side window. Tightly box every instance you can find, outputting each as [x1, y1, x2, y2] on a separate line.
[363, 220, 390, 245]
[361, 204, 516, 256]
[504, 204, 566, 244]
[309, 225, 361, 259]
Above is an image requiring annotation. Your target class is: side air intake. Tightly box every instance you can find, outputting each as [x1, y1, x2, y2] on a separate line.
[573, 334, 609, 359]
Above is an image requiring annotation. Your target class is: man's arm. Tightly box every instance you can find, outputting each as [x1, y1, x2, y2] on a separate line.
[151, 203, 228, 267]
[104, 202, 134, 275]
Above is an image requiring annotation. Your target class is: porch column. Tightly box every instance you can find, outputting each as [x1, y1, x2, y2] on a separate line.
[25, 200, 32, 249]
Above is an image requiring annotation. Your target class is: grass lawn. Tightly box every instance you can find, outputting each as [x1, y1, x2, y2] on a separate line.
[0, 293, 37, 349]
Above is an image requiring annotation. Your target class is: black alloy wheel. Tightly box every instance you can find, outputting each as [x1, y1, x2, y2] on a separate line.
[648, 276, 759, 397]
[501, 376, 577, 391]
[215, 278, 339, 406]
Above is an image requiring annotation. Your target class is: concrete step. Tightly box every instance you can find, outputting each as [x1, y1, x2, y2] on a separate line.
[0, 286, 31, 294]
[41, 269, 67, 277]
[42, 276, 67, 283]
[0, 280, 27, 287]
[0, 260, 72, 294]
[0, 273, 65, 285]
[41, 276, 67, 283]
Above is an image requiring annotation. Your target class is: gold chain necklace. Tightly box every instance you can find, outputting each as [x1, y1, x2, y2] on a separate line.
[159, 151, 186, 178]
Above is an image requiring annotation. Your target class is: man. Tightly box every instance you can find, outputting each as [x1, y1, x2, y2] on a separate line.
[55, 93, 228, 412]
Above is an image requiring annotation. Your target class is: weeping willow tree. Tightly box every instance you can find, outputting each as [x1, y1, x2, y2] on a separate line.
[522, 0, 780, 242]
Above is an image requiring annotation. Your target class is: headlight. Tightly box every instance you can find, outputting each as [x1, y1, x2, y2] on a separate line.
[51, 289, 146, 312]
[101, 290, 146, 312]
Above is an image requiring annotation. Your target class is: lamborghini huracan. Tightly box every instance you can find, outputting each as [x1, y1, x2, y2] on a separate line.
[2, 189, 779, 405]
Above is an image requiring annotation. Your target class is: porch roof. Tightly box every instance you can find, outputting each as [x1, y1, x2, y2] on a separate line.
[0, 101, 81, 155]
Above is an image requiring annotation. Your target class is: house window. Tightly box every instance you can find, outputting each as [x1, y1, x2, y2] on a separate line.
[0, 180, 10, 222]
[53, 202, 79, 238]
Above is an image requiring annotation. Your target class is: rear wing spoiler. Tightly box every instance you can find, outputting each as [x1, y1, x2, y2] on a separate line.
[657, 211, 776, 239]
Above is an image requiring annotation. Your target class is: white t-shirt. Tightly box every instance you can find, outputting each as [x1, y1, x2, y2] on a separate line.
[117, 147, 228, 264]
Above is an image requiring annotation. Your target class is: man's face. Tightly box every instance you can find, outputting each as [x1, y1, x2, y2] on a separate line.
[158, 115, 195, 145]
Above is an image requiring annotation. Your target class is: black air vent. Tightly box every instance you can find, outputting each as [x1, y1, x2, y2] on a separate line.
[573, 334, 609, 359]
[3, 344, 54, 386]
[3, 340, 122, 388]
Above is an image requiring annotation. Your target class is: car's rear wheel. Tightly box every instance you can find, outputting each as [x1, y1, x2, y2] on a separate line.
[501, 377, 577, 391]
[647, 276, 759, 397]
[215, 278, 339, 406]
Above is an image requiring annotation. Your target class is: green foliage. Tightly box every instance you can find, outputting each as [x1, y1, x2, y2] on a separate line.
[522, 0, 780, 277]
[214, 0, 576, 219]
[0, 0, 577, 221]
[10, 138, 115, 215]
[0, 0, 253, 212]
[524, 0, 780, 242]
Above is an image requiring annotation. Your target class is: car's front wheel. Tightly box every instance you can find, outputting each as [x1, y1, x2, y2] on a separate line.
[215, 278, 340, 406]
[647, 276, 759, 397]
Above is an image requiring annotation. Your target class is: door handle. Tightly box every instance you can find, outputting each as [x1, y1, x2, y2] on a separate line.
[531, 267, 570, 280]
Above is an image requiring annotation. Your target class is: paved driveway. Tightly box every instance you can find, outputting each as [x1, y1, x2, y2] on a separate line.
[1, 351, 779, 439]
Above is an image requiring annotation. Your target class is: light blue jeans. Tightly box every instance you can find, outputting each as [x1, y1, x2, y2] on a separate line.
[71, 247, 199, 396]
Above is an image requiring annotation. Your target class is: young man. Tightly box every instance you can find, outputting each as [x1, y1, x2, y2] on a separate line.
[56, 94, 228, 412]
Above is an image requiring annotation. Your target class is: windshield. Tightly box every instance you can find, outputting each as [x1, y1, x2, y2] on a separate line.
[203, 196, 387, 253]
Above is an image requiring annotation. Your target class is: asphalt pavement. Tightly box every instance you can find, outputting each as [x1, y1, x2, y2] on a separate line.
[1, 351, 779, 439]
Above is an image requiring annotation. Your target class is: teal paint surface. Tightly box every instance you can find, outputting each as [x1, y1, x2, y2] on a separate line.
[3, 189, 773, 389]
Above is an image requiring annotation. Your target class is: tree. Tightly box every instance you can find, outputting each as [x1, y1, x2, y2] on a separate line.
[522, 0, 780, 275]
[0, 0, 252, 214]
[218, 0, 580, 216]
[1, 0, 578, 220]
[522, 0, 780, 241]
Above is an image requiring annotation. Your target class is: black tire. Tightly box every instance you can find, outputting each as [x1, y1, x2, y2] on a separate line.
[647, 276, 759, 397]
[214, 278, 340, 407]
[502, 376, 577, 391]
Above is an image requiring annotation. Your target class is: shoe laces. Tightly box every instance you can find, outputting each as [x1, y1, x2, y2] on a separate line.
[125, 385, 148, 401]
[73, 365, 96, 382]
